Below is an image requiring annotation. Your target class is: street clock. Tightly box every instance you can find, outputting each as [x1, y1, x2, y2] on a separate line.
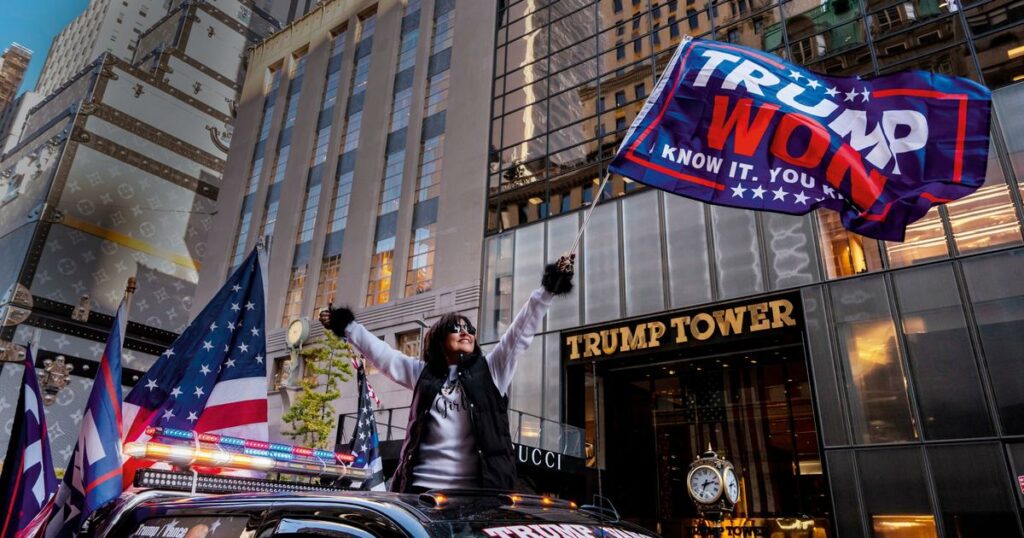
[686, 446, 740, 522]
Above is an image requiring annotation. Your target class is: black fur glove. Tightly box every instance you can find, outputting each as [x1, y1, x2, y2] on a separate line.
[319, 305, 355, 337]
[542, 254, 575, 296]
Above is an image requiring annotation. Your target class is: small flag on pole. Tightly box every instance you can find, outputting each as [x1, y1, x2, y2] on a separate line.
[348, 363, 385, 491]
[40, 300, 128, 537]
[121, 247, 268, 482]
[0, 350, 57, 538]
[609, 37, 992, 241]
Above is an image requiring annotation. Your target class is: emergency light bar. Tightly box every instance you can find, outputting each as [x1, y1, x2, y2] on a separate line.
[134, 469, 345, 494]
[145, 427, 352, 463]
[124, 428, 370, 482]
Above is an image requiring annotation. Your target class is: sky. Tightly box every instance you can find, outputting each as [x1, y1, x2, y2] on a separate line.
[0, 0, 90, 96]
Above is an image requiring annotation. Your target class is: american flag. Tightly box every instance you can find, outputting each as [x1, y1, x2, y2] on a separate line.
[347, 364, 385, 491]
[685, 368, 777, 516]
[121, 247, 268, 481]
[38, 299, 127, 537]
[0, 350, 57, 538]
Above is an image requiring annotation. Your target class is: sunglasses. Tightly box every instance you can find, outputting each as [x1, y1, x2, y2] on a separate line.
[447, 321, 477, 335]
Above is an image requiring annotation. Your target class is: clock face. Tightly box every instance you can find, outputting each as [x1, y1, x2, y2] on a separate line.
[287, 319, 307, 347]
[723, 467, 740, 503]
[687, 465, 723, 504]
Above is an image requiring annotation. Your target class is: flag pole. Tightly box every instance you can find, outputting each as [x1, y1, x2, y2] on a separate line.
[566, 171, 612, 257]
[123, 277, 137, 319]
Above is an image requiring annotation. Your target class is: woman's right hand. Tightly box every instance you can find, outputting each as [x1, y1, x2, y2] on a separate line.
[318, 309, 332, 330]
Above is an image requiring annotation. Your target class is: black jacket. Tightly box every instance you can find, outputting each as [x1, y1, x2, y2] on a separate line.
[391, 353, 515, 493]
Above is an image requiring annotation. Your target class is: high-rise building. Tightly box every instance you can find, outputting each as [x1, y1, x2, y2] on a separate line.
[0, 0, 279, 469]
[193, 0, 495, 439]
[34, 0, 172, 97]
[483, 0, 1024, 535]
[0, 44, 32, 113]
[255, 0, 323, 24]
[0, 91, 43, 152]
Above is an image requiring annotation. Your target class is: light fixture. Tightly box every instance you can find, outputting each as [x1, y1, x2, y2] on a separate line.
[1008, 45, 1024, 59]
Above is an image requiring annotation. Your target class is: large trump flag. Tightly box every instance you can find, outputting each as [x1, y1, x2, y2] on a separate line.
[609, 37, 992, 241]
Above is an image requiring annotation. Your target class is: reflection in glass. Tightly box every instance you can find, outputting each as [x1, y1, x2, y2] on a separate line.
[763, 213, 821, 289]
[961, 250, 1024, 434]
[993, 83, 1024, 180]
[481, 234, 513, 343]
[872, 16, 963, 69]
[927, 443, 1020, 536]
[884, 208, 947, 268]
[711, 205, 764, 299]
[965, 4, 1024, 89]
[817, 211, 884, 278]
[872, 516, 938, 538]
[892, 264, 993, 439]
[831, 277, 918, 444]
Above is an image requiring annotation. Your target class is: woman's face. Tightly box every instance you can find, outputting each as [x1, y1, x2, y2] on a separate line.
[443, 318, 476, 357]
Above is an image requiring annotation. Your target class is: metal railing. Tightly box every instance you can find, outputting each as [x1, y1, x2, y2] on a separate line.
[337, 407, 586, 459]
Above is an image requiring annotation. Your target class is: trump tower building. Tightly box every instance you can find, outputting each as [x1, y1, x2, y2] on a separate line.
[481, 0, 1024, 537]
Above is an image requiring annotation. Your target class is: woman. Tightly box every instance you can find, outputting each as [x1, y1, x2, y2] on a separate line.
[319, 255, 575, 493]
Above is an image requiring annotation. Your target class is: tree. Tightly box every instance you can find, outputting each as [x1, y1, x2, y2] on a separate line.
[280, 330, 357, 448]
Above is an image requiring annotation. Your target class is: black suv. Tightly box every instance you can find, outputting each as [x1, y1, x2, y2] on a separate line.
[92, 484, 659, 538]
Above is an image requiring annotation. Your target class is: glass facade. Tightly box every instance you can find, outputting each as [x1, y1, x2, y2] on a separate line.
[488, 0, 1024, 535]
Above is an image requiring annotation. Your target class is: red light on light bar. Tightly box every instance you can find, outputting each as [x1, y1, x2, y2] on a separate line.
[293, 447, 314, 457]
[246, 440, 271, 450]
[198, 433, 220, 443]
[335, 453, 355, 463]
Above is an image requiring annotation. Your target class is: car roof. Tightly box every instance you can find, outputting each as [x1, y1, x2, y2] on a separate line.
[112, 488, 642, 527]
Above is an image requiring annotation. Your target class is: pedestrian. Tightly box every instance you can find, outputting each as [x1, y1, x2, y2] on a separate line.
[319, 255, 575, 493]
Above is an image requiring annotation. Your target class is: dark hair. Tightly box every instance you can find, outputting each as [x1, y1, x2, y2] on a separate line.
[422, 312, 482, 375]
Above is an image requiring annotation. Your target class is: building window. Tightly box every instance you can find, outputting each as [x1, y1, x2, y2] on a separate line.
[616, 117, 627, 130]
[614, 0, 623, 12]
[634, 82, 646, 99]
[832, 276, 918, 444]
[397, 330, 421, 357]
[727, 28, 740, 43]
[615, 90, 626, 106]
[687, 10, 698, 30]
[633, 38, 642, 54]
[670, 15, 680, 37]
[281, 266, 307, 327]
[616, 43, 626, 60]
